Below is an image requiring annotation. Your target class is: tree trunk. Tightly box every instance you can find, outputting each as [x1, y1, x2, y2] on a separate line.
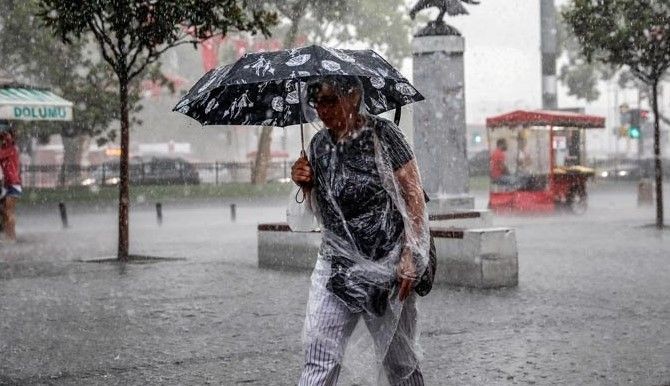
[118, 72, 130, 260]
[651, 81, 664, 229]
[60, 134, 91, 186]
[252, 126, 273, 184]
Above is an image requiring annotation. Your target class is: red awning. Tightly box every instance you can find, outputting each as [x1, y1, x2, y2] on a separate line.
[486, 110, 605, 129]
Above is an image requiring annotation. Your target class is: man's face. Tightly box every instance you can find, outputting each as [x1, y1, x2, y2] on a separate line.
[312, 83, 359, 131]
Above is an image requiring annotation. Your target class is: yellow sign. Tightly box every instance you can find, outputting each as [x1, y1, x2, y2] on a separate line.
[105, 148, 122, 157]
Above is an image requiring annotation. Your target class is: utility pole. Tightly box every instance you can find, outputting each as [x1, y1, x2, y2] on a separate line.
[637, 88, 643, 159]
[540, 0, 558, 109]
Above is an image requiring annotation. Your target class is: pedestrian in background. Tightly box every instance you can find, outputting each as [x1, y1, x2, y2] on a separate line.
[0, 128, 22, 242]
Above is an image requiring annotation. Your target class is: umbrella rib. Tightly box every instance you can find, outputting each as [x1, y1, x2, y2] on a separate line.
[224, 54, 249, 86]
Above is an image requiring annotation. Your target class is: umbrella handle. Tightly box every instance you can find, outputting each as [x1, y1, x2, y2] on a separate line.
[301, 124, 305, 153]
[295, 149, 308, 204]
[296, 79, 307, 203]
[299, 80, 305, 153]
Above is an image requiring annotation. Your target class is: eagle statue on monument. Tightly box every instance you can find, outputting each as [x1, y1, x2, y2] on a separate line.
[409, 0, 481, 36]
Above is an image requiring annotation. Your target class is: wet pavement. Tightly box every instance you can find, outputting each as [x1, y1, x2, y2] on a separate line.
[1, 183, 669, 385]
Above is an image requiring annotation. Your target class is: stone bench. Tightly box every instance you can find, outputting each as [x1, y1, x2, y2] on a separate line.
[257, 223, 320, 270]
[430, 226, 518, 288]
[257, 222, 518, 288]
[429, 210, 492, 229]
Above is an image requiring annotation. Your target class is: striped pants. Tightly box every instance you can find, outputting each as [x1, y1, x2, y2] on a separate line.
[298, 274, 424, 386]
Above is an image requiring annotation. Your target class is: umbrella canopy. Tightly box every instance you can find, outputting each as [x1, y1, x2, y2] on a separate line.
[173, 45, 424, 128]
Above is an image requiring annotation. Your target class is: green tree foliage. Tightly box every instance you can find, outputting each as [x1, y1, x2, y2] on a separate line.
[258, 0, 413, 64]
[0, 0, 173, 186]
[558, 3, 666, 104]
[558, 5, 670, 129]
[1, 1, 141, 141]
[0, 2, 114, 145]
[299, 0, 413, 66]
[563, 0, 670, 228]
[557, 6, 614, 103]
[36, 0, 277, 260]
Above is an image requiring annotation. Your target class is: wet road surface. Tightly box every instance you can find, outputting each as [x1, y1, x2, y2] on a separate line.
[1, 183, 669, 385]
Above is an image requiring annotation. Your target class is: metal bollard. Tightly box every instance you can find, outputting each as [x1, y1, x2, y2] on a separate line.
[230, 203, 237, 222]
[637, 178, 653, 206]
[156, 202, 163, 225]
[58, 202, 69, 229]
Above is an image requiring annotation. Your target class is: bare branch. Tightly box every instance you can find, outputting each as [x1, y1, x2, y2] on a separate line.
[126, 46, 144, 76]
[88, 23, 116, 70]
[629, 66, 653, 85]
[127, 39, 199, 80]
[90, 12, 120, 60]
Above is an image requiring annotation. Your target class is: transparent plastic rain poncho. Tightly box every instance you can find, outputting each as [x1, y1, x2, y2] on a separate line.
[290, 76, 431, 385]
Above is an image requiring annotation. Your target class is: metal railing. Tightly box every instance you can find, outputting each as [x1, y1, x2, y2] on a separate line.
[18, 161, 292, 188]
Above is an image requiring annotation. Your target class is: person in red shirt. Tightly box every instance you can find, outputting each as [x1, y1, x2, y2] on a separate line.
[490, 138, 516, 186]
[0, 129, 21, 242]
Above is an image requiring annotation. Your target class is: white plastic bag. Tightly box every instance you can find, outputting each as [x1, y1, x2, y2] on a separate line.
[286, 184, 319, 232]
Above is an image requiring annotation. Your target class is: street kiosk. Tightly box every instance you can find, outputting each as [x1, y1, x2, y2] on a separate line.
[485, 110, 605, 214]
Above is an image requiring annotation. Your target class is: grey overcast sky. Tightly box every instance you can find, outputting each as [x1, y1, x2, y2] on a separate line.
[448, 0, 543, 123]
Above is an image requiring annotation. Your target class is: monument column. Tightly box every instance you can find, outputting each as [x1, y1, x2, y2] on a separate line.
[412, 29, 474, 212]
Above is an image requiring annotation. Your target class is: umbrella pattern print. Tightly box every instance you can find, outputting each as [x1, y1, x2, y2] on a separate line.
[174, 45, 424, 127]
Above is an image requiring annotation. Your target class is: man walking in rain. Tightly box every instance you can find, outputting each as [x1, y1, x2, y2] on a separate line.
[291, 75, 430, 385]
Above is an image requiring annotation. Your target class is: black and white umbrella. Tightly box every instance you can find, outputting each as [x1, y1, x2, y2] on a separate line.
[173, 45, 424, 150]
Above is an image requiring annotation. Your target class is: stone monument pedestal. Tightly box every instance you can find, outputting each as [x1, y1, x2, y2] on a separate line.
[412, 34, 474, 209]
[257, 223, 319, 270]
